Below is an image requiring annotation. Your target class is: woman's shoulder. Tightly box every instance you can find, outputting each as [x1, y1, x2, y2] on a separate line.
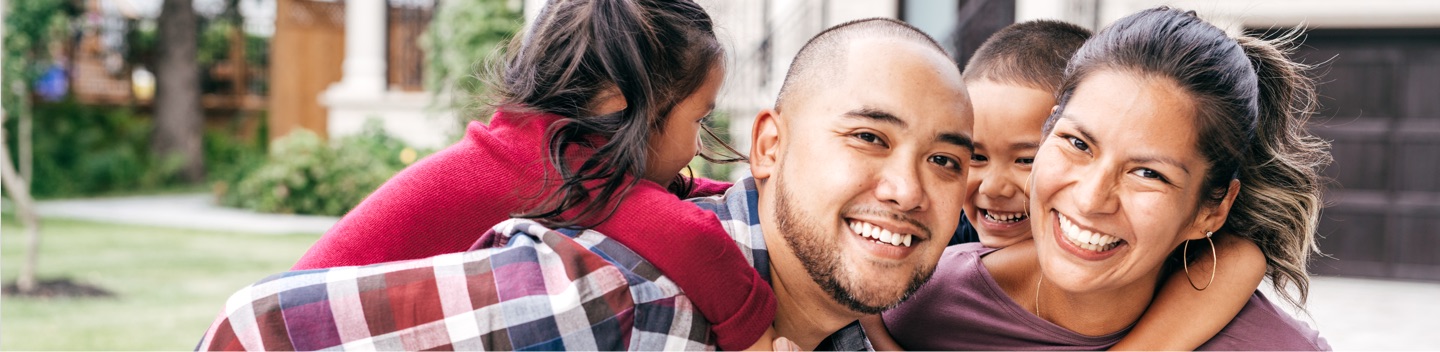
[1201, 291, 1332, 351]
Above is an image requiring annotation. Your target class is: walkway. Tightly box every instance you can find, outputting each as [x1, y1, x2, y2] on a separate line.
[29, 193, 336, 235]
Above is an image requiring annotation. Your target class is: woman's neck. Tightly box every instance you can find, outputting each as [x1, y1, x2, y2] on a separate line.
[987, 242, 1159, 337]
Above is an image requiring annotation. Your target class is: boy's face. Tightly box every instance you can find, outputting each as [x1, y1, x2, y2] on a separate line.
[965, 80, 1054, 248]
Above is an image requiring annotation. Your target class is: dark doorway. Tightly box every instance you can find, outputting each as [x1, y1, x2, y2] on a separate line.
[1283, 28, 1440, 281]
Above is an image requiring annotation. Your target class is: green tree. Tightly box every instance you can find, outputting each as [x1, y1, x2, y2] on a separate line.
[2, 0, 70, 294]
[423, 0, 522, 127]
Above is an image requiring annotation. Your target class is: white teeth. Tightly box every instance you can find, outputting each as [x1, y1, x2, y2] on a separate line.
[1056, 213, 1122, 252]
[848, 220, 916, 248]
[984, 210, 1030, 223]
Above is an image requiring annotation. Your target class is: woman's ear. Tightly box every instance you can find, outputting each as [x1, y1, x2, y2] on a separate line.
[1190, 179, 1242, 240]
[749, 109, 783, 181]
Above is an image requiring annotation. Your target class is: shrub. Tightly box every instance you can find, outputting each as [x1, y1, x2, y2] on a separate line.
[217, 121, 428, 216]
[3, 100, 185, 198]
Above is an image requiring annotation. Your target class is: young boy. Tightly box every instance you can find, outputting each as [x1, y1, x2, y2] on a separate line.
[865, 20, 1268, 350]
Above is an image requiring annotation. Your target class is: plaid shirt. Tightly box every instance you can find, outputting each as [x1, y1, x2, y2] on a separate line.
[199, 176, 871, 351]
[197, 220, 712, 351]
[689, 176, 874, 351]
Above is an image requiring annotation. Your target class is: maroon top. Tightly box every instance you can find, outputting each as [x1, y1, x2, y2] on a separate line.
[882, 243, 1329, 351]
[291, 109, 773, 350]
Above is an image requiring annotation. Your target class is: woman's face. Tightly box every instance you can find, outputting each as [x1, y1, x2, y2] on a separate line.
[1029, 70, 1219, 295]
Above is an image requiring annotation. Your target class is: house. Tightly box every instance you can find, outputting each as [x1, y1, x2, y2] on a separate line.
[270, 0, 448, 148]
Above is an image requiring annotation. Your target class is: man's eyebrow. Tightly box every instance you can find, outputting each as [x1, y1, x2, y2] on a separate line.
[940, 133, 974, 152]
[843, 107, 907, 128]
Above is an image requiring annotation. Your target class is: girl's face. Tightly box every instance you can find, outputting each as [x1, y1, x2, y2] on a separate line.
[964, 80, 1053, 248]
[643, 64, 725, 185]
[1029, 70, 1224, 295]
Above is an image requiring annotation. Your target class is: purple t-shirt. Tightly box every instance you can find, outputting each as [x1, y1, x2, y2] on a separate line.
[881, 243, 1330, 351]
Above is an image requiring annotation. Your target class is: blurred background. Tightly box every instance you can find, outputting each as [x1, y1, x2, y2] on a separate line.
[1, 0, 1436, 349]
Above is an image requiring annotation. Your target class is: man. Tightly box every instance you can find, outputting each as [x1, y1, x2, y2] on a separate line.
[692, 18, 972, 349]
[197, 18, 971, 351]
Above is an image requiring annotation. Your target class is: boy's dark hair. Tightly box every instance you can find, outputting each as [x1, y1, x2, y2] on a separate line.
[961, 20, 1092, 92]
[495, 0, 726, 228]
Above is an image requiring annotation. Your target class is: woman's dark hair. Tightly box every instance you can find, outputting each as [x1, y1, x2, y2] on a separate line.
[1044, 7, 1332, 309]
[492, 0, 728, 228]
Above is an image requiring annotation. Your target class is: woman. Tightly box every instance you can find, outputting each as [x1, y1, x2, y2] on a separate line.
[878, 7, 1331, 350]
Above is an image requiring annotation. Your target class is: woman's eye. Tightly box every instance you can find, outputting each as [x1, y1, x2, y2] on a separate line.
[698, 114, 712, 124]
[930, 155, 961, 170]
[1066, 136, 1090, 152]
[1016, 157, 1035, 165]
[1132, 168, 1167, 182]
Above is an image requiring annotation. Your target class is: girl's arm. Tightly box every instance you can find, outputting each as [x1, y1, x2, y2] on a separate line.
[741, 327, 781, 351]
[1110, 234, 1267, 350]
[860, 315, 905, 351]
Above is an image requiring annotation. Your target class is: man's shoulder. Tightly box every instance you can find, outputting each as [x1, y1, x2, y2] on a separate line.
[199, 220, 714, 351]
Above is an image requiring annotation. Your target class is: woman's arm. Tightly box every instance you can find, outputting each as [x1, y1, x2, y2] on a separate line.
[861, 315, 905, 351]
[1110, 234, 1266, 350]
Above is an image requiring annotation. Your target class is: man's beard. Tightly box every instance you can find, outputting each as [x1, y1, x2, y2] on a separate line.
[773, 175, 934, 315]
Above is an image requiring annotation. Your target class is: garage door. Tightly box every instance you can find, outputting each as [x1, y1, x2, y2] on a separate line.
[1288, 28, 1440, 281]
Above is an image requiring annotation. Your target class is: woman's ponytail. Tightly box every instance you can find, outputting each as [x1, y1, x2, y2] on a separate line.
[1225, 33, 1332, 309]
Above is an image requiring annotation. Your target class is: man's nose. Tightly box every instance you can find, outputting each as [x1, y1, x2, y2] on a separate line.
[875, 161, 927, 212]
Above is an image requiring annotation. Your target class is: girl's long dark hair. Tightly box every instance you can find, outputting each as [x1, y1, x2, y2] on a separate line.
[1045, 7, 1331, 309]
[492, 0, 725, 228]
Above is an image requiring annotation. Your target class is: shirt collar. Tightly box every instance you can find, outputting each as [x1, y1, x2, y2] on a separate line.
[688, 174, 873, 351]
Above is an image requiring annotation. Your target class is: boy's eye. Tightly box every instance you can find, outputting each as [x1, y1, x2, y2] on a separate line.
[1016, 157, 1034, 165]
[970, 154, 988, 162]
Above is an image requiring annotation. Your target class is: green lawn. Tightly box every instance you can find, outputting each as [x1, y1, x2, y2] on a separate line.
[1, 216, 319, 350]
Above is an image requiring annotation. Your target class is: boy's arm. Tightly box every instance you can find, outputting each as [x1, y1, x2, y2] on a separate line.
[860, 315, 906, 351]
[1110, 234, 1266, 350]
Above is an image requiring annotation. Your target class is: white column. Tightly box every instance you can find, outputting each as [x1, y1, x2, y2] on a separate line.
[335, 0, 387, 96]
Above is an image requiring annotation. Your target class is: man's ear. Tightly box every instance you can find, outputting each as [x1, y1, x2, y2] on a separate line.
[750, 109, 783, 181]
[1189, 179, 1242, 240]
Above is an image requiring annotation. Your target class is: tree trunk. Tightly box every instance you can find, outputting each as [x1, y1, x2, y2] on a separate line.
[154, 0, 205, 181]
[1, 88, 44, 294]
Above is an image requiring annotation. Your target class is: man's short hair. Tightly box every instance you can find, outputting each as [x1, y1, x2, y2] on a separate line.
[961, 20, 1092, 92]
[775, 18, 951, 111]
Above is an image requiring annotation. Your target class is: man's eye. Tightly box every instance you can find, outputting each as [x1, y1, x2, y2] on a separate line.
[855, 132, 886, 146]
[930, 155, 961, 170]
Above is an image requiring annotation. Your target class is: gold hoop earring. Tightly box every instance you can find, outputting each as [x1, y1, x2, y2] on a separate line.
[1183, 231, 1217, 291]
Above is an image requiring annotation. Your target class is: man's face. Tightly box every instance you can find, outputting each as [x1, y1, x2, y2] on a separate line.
[753, 38, 972, 314]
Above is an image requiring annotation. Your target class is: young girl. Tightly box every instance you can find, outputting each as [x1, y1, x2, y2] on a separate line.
[866, 19, 1272, 350]
[291, 0, 776, 350]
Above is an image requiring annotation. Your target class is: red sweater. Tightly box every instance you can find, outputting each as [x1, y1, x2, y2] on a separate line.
[292, 109, 774, 350]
